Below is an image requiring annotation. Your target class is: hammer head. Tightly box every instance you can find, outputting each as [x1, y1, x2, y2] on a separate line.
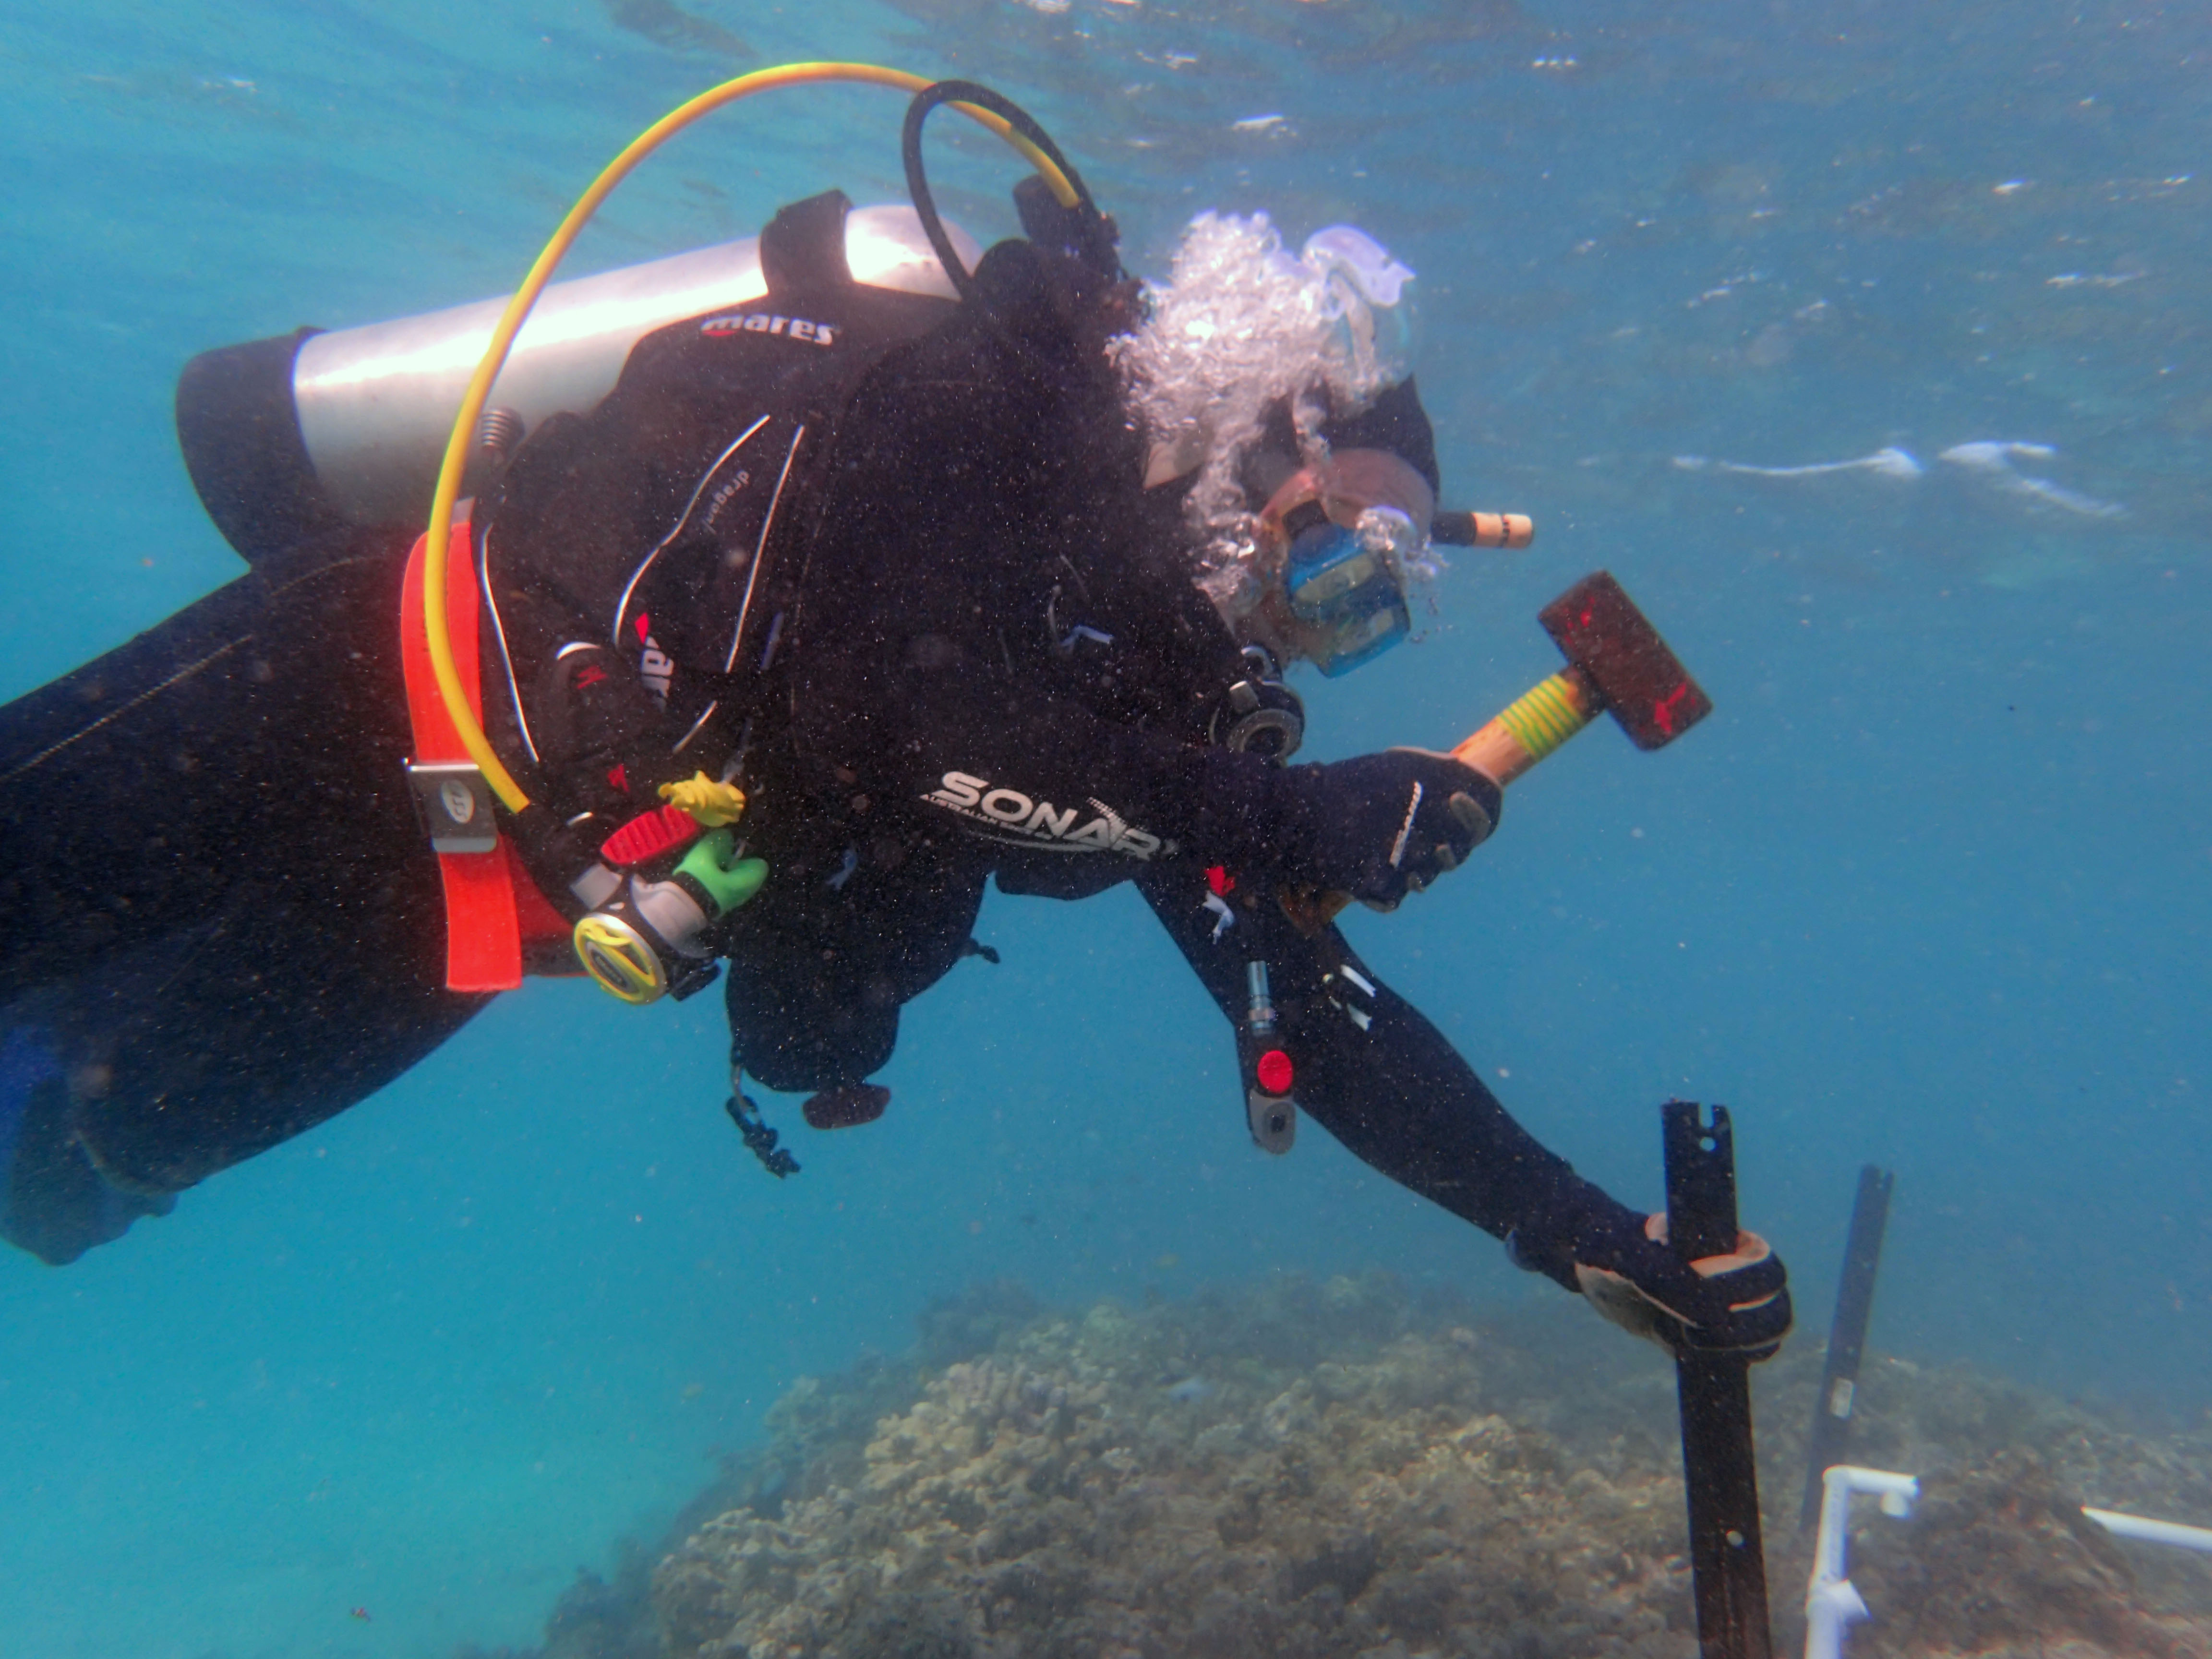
[1539, 571, 1712, 750]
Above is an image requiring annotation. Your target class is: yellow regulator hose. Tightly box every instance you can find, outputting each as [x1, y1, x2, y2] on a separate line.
[423, 62, 1079, 814]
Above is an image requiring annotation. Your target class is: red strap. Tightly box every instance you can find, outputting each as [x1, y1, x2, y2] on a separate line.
[512, 873, 572, 948]
[399, 512, 557, 993]
[600, 804, 704, 869]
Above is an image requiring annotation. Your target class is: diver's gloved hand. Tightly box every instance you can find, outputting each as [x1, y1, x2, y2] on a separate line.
[1554, 1206, 1792, 1360]
[1286, 748, 1501, 909]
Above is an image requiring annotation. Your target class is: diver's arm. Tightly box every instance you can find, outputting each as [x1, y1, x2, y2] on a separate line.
[799, 645, 1499, 902]
[1134, 864, 1609, 1262]
[796, 645, 1274, 862]
[1134, 866, 1791, 1355]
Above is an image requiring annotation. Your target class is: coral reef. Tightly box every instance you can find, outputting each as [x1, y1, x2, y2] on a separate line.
[473, 1276, 2212, 1659]
[1754, 1341, 2212, 1656]
[1843, 1451, 2212, 1659]
[657, 1286, 1690, 1659]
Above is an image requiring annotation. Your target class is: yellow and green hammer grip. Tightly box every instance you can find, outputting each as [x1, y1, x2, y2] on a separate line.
[1451, 668, 1599, 786]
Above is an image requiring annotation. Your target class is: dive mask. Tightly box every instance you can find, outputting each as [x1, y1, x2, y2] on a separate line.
[1283, 506, 1413, 677]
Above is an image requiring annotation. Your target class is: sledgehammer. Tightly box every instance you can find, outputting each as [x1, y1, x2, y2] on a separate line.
[1290, 571, 1710, 929]
[1452, 569, 1713, 787]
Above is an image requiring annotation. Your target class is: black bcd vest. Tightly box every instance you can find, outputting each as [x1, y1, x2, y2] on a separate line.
[481, 190, 958, 802]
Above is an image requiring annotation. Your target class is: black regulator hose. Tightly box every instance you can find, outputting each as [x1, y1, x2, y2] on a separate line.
[901, 79, 1111, 302]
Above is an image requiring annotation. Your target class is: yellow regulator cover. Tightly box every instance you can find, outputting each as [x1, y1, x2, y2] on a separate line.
[573, 913, 668, 1004]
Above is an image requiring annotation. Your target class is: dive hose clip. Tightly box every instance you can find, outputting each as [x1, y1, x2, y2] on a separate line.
[726, 1087, 801, 1179]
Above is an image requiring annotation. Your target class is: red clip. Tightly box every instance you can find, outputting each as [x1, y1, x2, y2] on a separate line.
[1255, 1048, 1294, 1095]
[601, 803, 703, 869]
[1207, 865, 1237, 898]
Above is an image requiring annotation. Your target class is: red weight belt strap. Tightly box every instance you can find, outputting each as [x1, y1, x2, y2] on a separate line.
[398, 511, 571, 992]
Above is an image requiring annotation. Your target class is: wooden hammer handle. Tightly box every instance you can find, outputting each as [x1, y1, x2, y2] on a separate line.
[1452, 666, 1600, 785]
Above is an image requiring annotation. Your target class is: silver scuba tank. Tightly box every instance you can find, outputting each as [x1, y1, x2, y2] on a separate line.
[175, 204, 981, 563]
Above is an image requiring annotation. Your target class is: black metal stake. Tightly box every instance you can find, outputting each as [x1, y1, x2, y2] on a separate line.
[1798, 1164, 1895, 1530]
[1664, 1100, 1774, 1659]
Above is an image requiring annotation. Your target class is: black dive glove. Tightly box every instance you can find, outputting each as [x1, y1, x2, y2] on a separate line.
[1514, 1200, 1791, 1359]
[1282, 748, 1502, 909]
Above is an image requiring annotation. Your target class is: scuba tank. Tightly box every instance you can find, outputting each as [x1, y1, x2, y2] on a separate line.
[173, 204, 983, 564]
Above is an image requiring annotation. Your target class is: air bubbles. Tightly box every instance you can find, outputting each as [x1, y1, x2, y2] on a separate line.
[1112, 213, 1421, 604]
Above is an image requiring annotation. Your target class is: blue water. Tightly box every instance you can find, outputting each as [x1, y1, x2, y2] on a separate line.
[4, 1, 2208, 1654]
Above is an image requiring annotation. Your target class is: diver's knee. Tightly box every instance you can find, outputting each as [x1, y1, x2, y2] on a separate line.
[0, 1031, 175, 1265]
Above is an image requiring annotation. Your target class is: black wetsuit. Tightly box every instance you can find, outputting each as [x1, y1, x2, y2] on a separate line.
[0, 198, 1628, 1279]
[0, 529, 482, 1260]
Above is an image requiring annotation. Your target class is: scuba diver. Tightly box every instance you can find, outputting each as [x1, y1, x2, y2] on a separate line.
[0, 76, 1787, 1368]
